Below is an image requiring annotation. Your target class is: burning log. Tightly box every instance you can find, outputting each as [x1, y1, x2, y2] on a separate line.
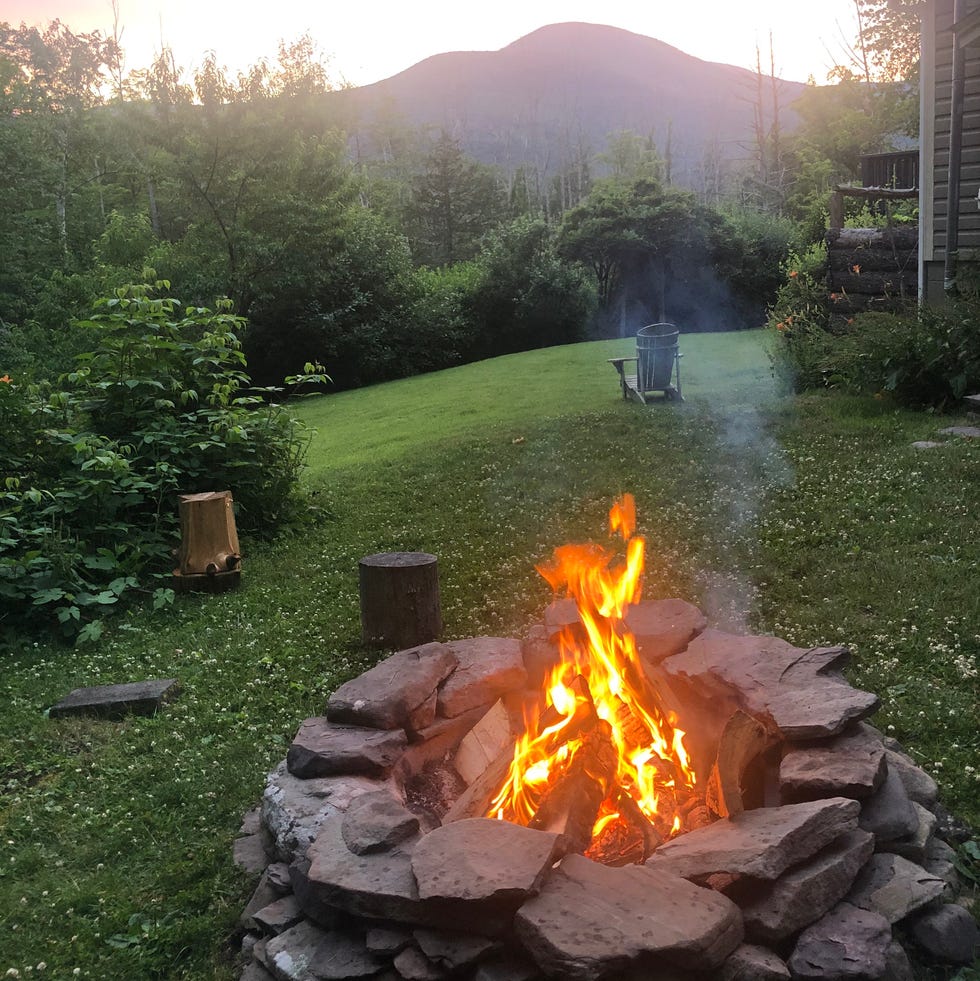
[705, 709, 775, 818]
[443, 747, 515, 824]
[528, 720, 618, 854]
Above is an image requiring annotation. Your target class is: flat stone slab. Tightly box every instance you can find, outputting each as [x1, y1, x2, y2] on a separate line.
[663, 631, 879, 739]
[779, 724, 886, 802]
[720, 944, 791, 981]
[542, 598, 581, 639]
[625, 598, 708, 664]
[735, 829, 875, 943]
[911, 441, 944, 450]
[251, 894, 303, 936]
[286, 718, 408, 779]
[787, 902, 892, 979]
[414, 928, 499, 971]
[265, 920, 387, 979]
[234, 834, 270, 875]
[412, 818, 562, 905]
[939, 425, 980, 438]
[393, 946, 446, 980]
[472, 955, 542, 981]
[846, 853, 946, 923]
[437, 638, 527, 718]
[301, 811, 433, 926]
[514, 852, 743, 979]
[49, 678, 178, 719]
[327, 642, 457, 733]
[262, 761, 393, 863]
[648, 798, 860, 881]
[341, 791, 420, 855]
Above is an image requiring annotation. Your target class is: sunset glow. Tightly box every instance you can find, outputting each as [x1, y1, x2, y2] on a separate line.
[6, 0, 862, 88]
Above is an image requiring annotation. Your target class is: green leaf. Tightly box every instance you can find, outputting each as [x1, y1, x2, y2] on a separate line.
[77, 620, 104, 644]
[32, 588, 66, 605]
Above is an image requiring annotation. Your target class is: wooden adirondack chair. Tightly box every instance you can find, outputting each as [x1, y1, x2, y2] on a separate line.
[608, 323, 684, 403]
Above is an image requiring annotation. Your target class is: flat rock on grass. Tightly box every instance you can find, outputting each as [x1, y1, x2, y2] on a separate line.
[412, 818, 562, 905]
[327, 643, 457, 732]
[734, 829, 875, 943]
[648, 798, 860, 881]
[663, 632, 879, 739]
[437, 638, 527, 718]
[49, 678, 178, 719]
[779, 724, 886, 802]
[287, 718, 408, 779]
[513, 853, 743, 979]
[787, 902, 892, 980]
[625, 598, 708, 664]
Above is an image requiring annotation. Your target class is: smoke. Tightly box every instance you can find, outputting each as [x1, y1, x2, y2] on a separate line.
[696, 386, 794, 633]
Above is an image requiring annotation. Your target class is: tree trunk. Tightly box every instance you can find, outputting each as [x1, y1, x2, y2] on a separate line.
[359, 552, 441, 649]
[173, 491, 242, 592]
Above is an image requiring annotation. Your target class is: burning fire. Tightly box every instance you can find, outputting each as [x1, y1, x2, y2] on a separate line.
[488, 494, 697, 859]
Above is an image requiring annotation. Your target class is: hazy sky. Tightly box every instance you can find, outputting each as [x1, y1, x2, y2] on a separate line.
[4, 0, 863, 86]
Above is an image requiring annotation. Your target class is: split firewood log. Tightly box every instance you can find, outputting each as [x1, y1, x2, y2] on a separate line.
[705, 709, 776, 818]
[528, 720, 618, 854]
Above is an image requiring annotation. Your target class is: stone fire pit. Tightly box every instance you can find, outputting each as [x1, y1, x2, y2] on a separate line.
[234, 599, 978, 981]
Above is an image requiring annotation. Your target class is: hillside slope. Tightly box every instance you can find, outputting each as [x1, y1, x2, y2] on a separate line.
[333, 22, 807, 186]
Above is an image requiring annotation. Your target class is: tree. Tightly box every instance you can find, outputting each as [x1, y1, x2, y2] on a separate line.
[407, 130, 505, 266]
[851, 0, 922, 83]
[465, 217, 595, 358]
[558, 177, 739, 333]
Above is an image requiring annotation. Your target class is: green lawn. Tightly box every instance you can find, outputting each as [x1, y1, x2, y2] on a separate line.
[1, 330, 977, 979]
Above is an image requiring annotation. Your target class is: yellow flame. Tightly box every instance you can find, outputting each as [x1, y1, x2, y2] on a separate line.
[488, 494, 697, 840]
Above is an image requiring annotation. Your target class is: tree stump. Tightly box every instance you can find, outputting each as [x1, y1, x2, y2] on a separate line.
[173, 491, 242, 593]
[359, 552, 441, 649]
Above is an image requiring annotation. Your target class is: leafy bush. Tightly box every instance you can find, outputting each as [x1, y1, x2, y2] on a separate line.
[465, 216, 596, 358]
[0, 284, 317, 636]
[769, 246, 980, 406]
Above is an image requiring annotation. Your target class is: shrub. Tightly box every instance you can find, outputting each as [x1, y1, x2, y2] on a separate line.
[768, 246, 980, 406]
[0, 284, 317, 636]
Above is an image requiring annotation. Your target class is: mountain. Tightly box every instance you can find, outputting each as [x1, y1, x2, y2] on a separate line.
[333, 22, 808, 188]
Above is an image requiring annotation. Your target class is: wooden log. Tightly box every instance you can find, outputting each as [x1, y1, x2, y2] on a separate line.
[827, 250, 918, 273]
[528, 721, 618, 854]
[612, 788, 664, 858]
[826, 226, 919, 250]
[443, 746, 516, 823]
[359, 552, 441, 649]
[453, 699, 518, 785]
[827, 270, 918, 295]
[705, 710, 775, 819]
[173, 491, 241, 591]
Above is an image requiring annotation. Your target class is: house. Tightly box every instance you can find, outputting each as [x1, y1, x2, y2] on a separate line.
[920, 0, 980, 300]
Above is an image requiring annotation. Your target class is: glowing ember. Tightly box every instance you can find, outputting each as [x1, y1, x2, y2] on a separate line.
[488, 494, 697, 855]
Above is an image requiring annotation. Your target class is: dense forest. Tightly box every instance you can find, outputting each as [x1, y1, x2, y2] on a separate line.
[0, 7, 923, 632]
[0, 12, 917, 391]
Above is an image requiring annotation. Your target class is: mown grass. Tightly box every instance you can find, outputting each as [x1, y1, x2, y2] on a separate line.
[1, 331, 977, 979]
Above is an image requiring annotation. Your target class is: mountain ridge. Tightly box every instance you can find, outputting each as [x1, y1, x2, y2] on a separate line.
[333, 22, 808, 187]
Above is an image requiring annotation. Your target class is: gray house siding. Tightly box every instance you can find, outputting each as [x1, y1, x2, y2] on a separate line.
[922, 0, 980, 301]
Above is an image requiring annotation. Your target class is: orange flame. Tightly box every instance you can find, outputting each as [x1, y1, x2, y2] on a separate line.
[488, 494, 696, 844]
